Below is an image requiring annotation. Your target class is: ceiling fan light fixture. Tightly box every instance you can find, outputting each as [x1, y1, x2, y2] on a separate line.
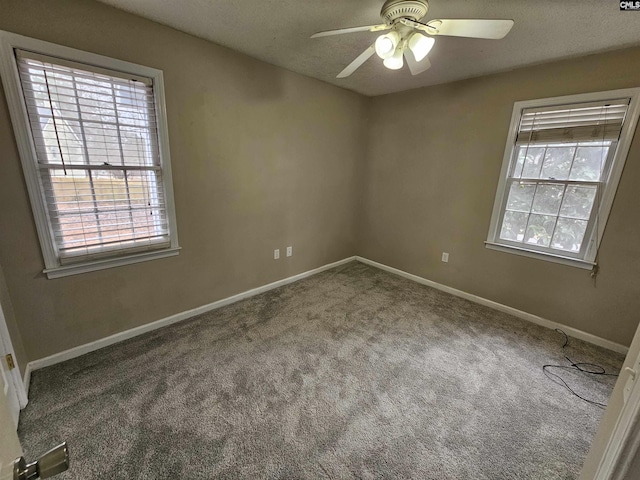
[408, 32, 435, 62]
[383, 44, 404, 70]
[311, 0, 515, 79]
[375, 31, 400, 59]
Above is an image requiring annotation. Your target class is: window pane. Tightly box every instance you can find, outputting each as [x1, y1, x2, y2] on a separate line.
[505, 181, 535, 212]
[84, 123, 122, 165]
[513, 148, 525, 178]
[525, 214, 557, 247]
[531, 184, 565, 215]
[499, 211, 528, 242]
[57, 212, 100, 248]
[551, 218, 588, 252]
[41, 119, 85, 164]
[78, 97, 116, 123]
[121, 126, 155, 166]
[558, 185, 597, 220]
[569, 146, 608, 181]
[518, 146, 546, 179]
[539, 146, 576, 180]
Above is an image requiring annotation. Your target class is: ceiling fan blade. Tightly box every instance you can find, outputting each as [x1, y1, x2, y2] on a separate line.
[404, 49, 431, 76]
[427, 19, 514, 39]
[311, 24, 389, 38]
[337, 44, 376, 78]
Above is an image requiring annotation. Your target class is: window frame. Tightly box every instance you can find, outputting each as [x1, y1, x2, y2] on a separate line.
[486, 88, 640, 269]
[0, 31, 180, 279]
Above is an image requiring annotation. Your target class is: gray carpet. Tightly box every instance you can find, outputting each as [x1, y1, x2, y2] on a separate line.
[19, 261, 623, 479]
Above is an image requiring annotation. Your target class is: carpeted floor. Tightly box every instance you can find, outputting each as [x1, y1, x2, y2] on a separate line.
[19, 261, 624, 479]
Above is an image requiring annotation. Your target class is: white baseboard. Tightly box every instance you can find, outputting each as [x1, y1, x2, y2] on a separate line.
[23, 363, 31, 399]
[355, 256, 629, 355]
[24, 256, 357, 383]
[23, 253, 627, 395]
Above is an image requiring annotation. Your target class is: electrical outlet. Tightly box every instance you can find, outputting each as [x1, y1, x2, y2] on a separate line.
[274, 249, 280, 260]
[442, 252, 449, 263]
[286, 246, 292, 257]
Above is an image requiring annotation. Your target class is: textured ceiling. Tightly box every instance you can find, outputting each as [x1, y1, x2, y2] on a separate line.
[96, 0, 640, 97]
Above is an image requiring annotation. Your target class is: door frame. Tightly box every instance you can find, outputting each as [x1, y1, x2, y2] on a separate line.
[0, 295, 28, 415]
[590, 342, 640, 479]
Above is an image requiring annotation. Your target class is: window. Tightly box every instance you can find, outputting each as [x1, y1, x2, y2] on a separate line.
[486, 89, 640, 269]
[0, 32, 179, 278]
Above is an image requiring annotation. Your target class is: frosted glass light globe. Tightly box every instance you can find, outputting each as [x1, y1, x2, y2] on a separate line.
[408, 33, 435, 62]
[375, 31, 400, 59]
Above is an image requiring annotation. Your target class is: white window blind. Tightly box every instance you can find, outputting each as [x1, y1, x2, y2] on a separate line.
[16, 49, 171, 264]
[487, 90, 640, 269]
[516, 100, 629, 144]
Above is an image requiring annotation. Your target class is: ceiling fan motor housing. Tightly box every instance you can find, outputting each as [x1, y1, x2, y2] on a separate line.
[381, 0, 429, 24]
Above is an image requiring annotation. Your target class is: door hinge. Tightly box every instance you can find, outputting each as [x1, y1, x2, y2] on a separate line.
[5, 353, 15, 370]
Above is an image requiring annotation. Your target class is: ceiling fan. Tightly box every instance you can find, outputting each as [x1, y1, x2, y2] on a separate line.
[311, 0, 514, 78]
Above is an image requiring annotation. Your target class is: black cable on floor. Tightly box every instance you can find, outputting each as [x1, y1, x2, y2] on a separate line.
[542, 329, 619, 409]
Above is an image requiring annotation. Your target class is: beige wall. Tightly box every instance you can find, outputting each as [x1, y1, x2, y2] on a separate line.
[0, 0, 367, 360]
[360, 47, 640, 346]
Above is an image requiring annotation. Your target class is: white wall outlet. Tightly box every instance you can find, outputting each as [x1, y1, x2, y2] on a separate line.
[286, 246, 292, 257]
[442, 252, 449, 263]
[274, 249, 280, 260]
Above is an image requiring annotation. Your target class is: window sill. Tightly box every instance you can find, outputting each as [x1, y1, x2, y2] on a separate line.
[43, 247, 181, 279]
[484, 241, 595, 270]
